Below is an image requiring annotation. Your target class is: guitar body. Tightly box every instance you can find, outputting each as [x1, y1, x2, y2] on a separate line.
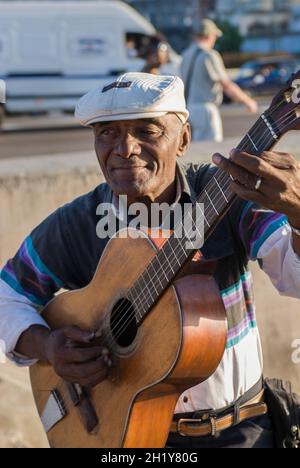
[30, 228, 227, 448]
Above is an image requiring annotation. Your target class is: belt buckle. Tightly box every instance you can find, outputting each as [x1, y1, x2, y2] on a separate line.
[177, 415, 218, 438]
[177, 418, 197, 437]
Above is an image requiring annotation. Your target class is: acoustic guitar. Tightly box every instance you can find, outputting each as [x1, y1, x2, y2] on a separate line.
[30, 71, 300, 448]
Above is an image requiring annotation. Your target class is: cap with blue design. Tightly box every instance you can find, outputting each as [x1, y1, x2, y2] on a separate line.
[75, 72, 189, 126]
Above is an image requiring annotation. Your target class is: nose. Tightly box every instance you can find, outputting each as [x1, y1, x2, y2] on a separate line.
[114, 132, 141, 159]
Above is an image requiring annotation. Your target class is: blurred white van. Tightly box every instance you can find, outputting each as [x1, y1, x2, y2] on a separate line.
[0, 0, 181, 125]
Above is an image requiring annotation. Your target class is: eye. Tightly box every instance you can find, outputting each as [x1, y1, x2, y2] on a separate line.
[139, 128, 161, 137]
[97, 127, 116, 138]
[101, 129, 112, 136]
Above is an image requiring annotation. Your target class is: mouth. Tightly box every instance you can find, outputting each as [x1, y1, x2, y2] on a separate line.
[113, 166, 149, 172]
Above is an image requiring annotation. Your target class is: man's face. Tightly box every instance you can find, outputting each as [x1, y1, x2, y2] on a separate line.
[209, 33, 218, 49]
[94, 114, 190, 203]
[200, 33, 218, 49]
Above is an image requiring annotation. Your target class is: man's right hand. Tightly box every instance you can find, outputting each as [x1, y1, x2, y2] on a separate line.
[45, 326, 112, 388]
[16, 324, 112, 388]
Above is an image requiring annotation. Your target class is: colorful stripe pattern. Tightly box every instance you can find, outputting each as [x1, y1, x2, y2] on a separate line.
[221, 271, 257, 349]
[0, 236, 63, 306]
[239, 202, 288, 260]
[222, 202, 288, 348]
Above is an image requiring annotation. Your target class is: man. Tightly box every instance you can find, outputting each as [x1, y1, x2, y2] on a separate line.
[181, 19, 258, 142]
[1, 73, 300, 448]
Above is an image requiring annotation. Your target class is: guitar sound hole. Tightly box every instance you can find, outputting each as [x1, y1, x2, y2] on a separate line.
[110, 298, 138, 348]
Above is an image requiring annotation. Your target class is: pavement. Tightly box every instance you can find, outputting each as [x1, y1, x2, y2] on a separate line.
[0, 363, 48, 448]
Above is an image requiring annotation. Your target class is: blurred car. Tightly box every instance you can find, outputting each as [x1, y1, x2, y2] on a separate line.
[234, 57, 300, 97]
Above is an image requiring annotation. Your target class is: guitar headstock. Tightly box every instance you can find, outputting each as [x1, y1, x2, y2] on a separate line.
[266, 69, 300, 135]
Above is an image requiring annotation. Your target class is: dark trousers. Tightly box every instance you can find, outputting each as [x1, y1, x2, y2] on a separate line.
[166, 414, 275, 449]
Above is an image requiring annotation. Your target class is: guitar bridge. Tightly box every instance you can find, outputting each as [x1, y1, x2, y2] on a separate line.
[41, 389, 67, 433]
[67, 383, 99, 434]
[41, 383, 98, 435]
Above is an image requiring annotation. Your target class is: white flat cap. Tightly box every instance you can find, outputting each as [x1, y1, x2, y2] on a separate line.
[75, 72, 189, 126]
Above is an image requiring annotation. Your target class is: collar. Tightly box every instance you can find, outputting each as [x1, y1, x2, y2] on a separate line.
[176, 161, 197, 203]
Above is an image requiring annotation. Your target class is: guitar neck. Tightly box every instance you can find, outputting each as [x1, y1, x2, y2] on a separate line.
[130, 109, 282, 325]
[198, 112, 281, 238]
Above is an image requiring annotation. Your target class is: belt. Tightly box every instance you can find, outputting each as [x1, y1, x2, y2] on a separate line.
[170, 390, 267, 438]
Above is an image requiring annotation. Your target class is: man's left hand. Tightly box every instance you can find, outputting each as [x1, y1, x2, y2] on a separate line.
[213, 150, 300, 228]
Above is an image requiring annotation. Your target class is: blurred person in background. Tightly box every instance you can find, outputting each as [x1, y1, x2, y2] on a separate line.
[141, 40, 170, 75]
[181, 19, 258, 142]
[126, 38, 139, 59]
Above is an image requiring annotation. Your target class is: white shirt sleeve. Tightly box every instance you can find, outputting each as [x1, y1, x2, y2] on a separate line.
[0, 277, 50, 366]
[257, 224, 300, 299]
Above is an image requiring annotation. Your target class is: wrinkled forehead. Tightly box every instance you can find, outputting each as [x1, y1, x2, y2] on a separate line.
[93, 114, 182, 130]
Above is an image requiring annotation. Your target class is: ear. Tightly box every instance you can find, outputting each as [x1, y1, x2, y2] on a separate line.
[177, 122, 191, 158]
